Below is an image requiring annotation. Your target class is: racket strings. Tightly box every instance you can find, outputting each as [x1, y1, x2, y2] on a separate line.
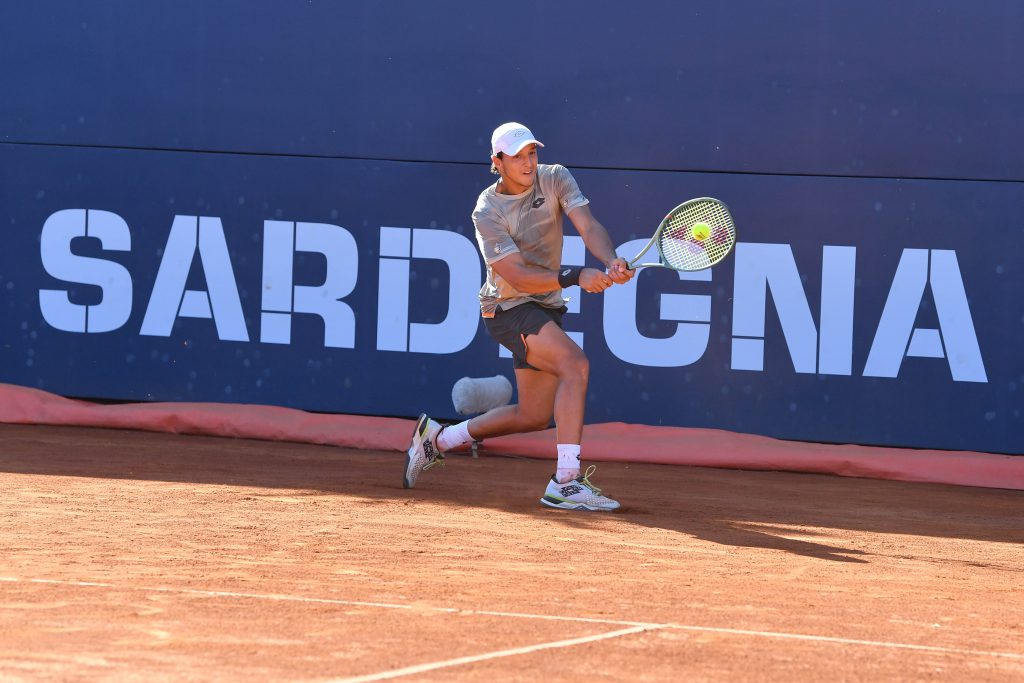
[658, 200, 736, 271]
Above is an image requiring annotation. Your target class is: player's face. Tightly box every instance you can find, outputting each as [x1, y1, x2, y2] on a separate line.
[494, 144, 538, 193]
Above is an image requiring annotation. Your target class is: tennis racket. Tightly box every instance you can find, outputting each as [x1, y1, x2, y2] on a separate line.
[626, 197, 736, 272]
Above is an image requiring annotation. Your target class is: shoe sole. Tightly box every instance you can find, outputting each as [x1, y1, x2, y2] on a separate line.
[402, 451, 416, 489]
[403, 414, 429, 489]
[539, 496, 619, 512]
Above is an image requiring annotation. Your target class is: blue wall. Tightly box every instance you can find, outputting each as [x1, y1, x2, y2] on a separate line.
[2, 2, 1021, 454]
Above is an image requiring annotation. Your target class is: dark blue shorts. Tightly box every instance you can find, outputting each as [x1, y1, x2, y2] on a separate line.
[483, 302, 566, 370]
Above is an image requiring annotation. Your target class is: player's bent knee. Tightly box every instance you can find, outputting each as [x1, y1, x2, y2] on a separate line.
[540, 340, 587, 377]
[515, 410, 552, 433]
[512, 405, 552, 433]
[525, 416, 553, 432]
[560, 352, 589, 382]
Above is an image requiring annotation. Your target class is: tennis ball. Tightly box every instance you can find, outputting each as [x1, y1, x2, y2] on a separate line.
[691, 222, 711, 241]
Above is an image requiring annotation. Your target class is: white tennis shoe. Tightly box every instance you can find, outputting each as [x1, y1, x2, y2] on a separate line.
[404, 414, 444, 489]
[540, 465, 620, 511]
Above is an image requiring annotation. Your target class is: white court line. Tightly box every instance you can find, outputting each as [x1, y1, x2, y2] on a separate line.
[3, 576, 1022, 667]
[0, 577, 655, 628]
[667, 624, 1024, 661]
[325, 625, 657, 683]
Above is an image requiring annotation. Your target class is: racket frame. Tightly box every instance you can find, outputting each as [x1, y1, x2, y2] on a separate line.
[627, 196, 736, 272]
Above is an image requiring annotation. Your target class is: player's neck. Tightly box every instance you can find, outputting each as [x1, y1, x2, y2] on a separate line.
[496, 176, 531, 196]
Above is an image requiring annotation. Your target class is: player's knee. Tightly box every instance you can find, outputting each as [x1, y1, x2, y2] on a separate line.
[514, 406, 552, 432]
[561, 351, 589, 383]
[525, 415, 553, 432]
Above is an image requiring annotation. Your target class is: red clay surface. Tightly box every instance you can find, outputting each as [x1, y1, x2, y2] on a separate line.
[0, 423, 1021, 682]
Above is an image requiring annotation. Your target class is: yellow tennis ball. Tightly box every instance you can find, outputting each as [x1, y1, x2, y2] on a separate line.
[691, 222, 711, 241]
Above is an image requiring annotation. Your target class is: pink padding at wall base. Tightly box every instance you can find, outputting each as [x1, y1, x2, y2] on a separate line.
[480, 424, 1024, 490]
[0, 383, 1020, 490]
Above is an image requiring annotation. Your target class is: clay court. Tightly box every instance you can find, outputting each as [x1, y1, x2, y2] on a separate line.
[0, 423, 1021, 682]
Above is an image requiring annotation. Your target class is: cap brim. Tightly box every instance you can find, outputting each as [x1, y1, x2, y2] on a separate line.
[502, 139, 544, 156]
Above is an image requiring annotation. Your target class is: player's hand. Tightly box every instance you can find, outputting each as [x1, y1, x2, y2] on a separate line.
[579, 267, 613, 293]
[607, 257, 635, 284]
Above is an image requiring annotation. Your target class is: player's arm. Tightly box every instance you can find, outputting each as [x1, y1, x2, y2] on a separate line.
[489, 252, 613, 294]
[567, 204, 634, 284]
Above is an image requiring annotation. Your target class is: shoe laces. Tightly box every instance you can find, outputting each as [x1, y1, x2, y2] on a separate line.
[421, 428, 445, 471]
[578, 465, 601, 494]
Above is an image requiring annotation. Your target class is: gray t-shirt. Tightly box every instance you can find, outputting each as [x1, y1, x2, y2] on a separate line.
[472, 164, 589, 317]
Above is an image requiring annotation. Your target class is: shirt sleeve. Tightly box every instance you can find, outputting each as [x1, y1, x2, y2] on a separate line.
[473, 206, 520, 265]
[551, 164, 589, 214]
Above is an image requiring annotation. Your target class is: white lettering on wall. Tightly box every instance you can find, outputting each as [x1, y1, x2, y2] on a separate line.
[140, 215, 248, 341]
[731, 243, 858, 375]
[260, 221, 358, 348]
[39, 209, 133, 333]
[33, 209, 987, 386]
[377, 227, 480, 354]
[731, 243, 817, 373]
[864, 249, 987, 382]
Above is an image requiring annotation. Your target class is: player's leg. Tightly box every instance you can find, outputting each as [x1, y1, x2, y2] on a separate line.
[459, 366, 558, 440]
[469, 318, 618, 511]
[407, 303, 616, 509]
[407, 305, 554, 488]
[436, 303, 563, 452]
[519, 323, 617, 511]
[407, 372, 553, 490]
[497, 321, 618, 511]
[441, 314, 583, 446]
[514, 320, 588, 445]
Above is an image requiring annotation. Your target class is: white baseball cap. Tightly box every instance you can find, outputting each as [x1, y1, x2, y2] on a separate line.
[490, 122, 544, 157]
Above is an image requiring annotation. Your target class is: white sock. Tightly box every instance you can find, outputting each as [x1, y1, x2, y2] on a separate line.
[436, 420, 474, 452]
[555, 443, 581, 483]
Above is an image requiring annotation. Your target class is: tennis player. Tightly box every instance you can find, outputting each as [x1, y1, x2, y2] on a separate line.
[404, 122, 634, 511]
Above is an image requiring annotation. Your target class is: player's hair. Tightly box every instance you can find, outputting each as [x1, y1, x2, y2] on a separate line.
[490, 151, 503, 175]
